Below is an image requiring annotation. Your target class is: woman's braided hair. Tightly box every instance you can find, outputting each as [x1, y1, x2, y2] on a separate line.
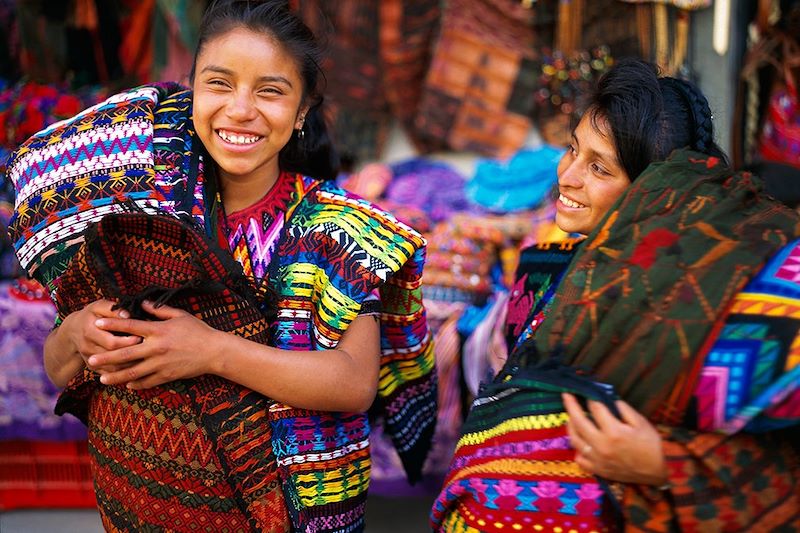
[659, 76, 717, 157]
[588, 58, 728, 180]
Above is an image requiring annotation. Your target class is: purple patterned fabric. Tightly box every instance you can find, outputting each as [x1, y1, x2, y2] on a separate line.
[386, 159, 483, 222]
[0, 281, 87, 440]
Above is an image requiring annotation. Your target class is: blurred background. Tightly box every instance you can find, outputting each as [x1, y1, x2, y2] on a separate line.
[1, 1, 798, 531]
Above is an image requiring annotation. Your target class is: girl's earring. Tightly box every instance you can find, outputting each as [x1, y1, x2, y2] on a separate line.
[297, 126, 305, 140]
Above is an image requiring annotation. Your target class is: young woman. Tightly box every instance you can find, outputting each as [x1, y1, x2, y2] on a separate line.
[432, 59, 800, 531]
[8, 1, 435, 531]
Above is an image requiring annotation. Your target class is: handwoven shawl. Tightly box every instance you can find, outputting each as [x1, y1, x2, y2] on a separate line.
[533, 150, 800, 424]
[53, 212, 287, 531]
[7, 84, 436, 532]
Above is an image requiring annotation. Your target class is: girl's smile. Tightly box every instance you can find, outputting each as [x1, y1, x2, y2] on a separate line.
[192, 27, 308, 206]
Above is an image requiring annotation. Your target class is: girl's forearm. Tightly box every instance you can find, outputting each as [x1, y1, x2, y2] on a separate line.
[210, 322, 380, 412]
[43, 323, 84, 388]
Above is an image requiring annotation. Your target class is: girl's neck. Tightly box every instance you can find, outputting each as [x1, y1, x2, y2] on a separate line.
[217, 169, 280, 214]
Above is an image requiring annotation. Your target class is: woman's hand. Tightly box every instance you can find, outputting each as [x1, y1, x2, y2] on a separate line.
[87, 301, 219, 389]
[89, 301, 380, 411]
[563, 392, 668, 486]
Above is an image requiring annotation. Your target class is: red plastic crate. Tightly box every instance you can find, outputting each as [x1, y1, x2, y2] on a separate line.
[0, 440, 96, 510]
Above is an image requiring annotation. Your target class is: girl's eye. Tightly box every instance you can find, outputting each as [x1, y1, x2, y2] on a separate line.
[259, 87, 283, 96]
[591, 163, 609, 175]
[567, 143, 577, 155]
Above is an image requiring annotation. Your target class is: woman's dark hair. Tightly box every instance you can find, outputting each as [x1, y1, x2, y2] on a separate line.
[587, 58, 728, 180]
[191, 0, 339, 180]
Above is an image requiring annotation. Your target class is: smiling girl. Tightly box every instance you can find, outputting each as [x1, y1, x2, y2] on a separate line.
[11, 1, 436, 531]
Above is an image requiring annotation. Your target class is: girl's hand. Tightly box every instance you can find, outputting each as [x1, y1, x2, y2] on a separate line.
[87, 301, 218, 389]
[563, 392, 668, 486]
[62, 300, 142, 374]
[44, 299, 142, 387]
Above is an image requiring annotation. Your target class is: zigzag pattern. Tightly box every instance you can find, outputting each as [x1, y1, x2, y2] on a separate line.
[695, 239, 800, 434]
[91, 390, 220, 467]
[91, 454, 251, 532]
[432, 369, 620, 532]
[13, 166, 153, 232]
[731, 293, 800, 318]
[17, 200, 159, 283]
[13, 129, 153, 193]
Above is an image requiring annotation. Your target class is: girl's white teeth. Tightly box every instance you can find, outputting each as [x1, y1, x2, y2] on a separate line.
[559, 194, 586, 208]
[218, 130, 261, 145]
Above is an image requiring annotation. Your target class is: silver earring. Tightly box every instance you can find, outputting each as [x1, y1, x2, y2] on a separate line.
[297, 127, 305, 140]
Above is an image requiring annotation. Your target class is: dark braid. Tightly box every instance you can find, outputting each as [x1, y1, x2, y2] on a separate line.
[659, 76, 729, 164]
[665, 78, 714, 154]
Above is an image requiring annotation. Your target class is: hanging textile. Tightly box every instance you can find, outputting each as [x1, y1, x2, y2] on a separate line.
[296, 0, 440, 164]
[152, 0, 206, 82]
[734, 0, 800, 168]
[619, 0, 711, 76]
[413, 0, 556, 157]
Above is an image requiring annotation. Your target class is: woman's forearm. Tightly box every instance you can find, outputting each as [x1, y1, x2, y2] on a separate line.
[209, 315, 381, 412]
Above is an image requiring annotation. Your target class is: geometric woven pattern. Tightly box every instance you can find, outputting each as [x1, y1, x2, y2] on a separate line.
[431, 360, 621, 532]
[696, 238, 800, 433]
[52, 212, 286, 531]
[265, 175, 437, 531]
[625, 426, 800, 531]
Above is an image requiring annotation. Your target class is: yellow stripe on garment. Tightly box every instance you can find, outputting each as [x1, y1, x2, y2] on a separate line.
[455, 413, 569, 449]
[730, 292, 800, 319]
[313, 203, 417, 267]
[378, 340, 435, 396]
[294, 463, 370, 505]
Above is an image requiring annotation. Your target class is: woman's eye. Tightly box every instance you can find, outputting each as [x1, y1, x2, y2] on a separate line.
[591, 163, 609, 175]
[567, 144, 577, 155]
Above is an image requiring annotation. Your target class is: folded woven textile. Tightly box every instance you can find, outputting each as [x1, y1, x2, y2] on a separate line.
[53, 211, 286, 531]
[430, 356, 624, 533]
